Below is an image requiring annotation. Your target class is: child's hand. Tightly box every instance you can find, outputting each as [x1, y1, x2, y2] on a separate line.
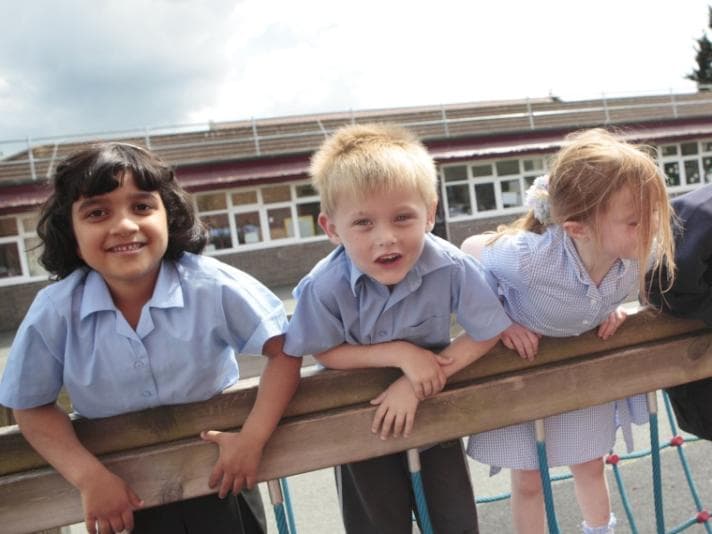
[597, 306, 627, 340]
[399, 345, 452, 400]
[501, 322, 541, 361]
[370, 377, 420, 440]
[79, 467, 143, 534]
[201, 430, 263, 499]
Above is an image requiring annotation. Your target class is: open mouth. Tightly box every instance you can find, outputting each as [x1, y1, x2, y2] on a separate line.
[376, 253, 402, 264]
[107, 242, 144, 253]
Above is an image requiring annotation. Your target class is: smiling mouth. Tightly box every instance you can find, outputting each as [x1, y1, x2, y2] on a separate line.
[376, 253, 402, 264]
[107, 242, 144, 253]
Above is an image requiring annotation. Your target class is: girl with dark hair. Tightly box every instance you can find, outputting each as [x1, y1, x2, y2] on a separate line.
[0, 143, 301, 534]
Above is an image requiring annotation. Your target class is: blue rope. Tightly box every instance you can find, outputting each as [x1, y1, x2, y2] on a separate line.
[410, 469, 434, 534]
[608, 455, 639, 534]
[662, 392, 712, 534]
[536, 439, 560, 534]
[273, 502, 290, 534]
[280, 478, 297, 534]
[649, 412, 666, 533]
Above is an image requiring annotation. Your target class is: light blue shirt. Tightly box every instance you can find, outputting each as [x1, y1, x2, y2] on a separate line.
[0, 253, 287, 418]
[284, 233, 511, 357]
[481, 225, 638, 336]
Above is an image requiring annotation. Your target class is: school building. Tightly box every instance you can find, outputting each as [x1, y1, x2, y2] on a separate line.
[2, 91, 712, 329]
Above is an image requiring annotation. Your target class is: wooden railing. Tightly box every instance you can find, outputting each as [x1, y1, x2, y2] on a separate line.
[0, 309, 710, 533]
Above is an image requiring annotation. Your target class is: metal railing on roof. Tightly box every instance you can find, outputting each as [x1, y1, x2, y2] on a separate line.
[2, 90, 712, 185]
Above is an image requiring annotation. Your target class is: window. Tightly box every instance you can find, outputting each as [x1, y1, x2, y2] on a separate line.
[0, 213, 45, 285]
[194, 181, 326, 253]
[659, 140, 712, 188]
[441, 156, 547, 220]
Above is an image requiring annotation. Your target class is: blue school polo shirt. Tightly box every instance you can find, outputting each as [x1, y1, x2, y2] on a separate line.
[284, 233, 511, 357]
[0, 253, 287, 418]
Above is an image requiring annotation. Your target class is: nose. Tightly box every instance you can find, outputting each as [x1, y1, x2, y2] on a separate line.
[111, 213, 140, 236]
[376, 226, 397, 247]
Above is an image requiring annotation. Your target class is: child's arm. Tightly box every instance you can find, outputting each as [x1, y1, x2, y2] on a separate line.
[13, 404, 143, 534]
[201, 335, 301, 498]
[371, 333, 500, 439]
[315, 341, 452, 399]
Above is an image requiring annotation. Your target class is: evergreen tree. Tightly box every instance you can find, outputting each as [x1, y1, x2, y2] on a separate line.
[687, 6, 712, 89]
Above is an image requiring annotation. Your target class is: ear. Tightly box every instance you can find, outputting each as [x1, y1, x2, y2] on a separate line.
[318, 212, 342, 245]
[425, 200, 437, 232]
[562, 220, 591, 241]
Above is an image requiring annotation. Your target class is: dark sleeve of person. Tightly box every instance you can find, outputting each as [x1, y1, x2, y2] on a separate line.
[648, 195, 712, 325]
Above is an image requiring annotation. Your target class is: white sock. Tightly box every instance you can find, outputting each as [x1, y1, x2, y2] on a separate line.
[581, 513, 616, 534]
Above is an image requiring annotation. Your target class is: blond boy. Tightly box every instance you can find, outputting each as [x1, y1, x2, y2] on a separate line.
[284, 124, 511, 533]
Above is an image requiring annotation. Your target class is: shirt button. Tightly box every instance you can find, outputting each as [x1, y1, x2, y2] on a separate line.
[590, 299, 597, 305]
[582, 320, 590, 325]
[134, 361, 145, 369]
[142, 390, 153, 397]
[378, 330, 387, 337]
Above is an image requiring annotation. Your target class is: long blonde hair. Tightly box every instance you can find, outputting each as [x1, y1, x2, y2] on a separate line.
[492, 128, 675, 299]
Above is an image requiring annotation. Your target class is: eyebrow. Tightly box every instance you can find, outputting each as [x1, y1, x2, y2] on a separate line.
[75, 191, 159, 212]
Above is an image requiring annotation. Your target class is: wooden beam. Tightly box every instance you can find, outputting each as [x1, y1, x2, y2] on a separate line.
[1, 329, 711, 532]
[0, 309, 705, 476]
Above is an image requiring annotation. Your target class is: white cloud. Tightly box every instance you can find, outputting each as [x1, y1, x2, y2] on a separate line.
[0, 0, 708, 142]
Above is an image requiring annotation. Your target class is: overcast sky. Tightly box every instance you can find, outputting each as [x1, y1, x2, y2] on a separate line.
[1, 0, 710, 146]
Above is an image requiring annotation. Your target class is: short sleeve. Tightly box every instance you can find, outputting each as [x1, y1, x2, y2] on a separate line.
[480, 233, 533, 291]
[284, 276, 348, 356]
[451, 255, 512, 340]
[219, 272, 288, 356]
[0, 292, 65, 409]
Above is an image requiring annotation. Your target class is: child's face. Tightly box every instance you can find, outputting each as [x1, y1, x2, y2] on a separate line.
[319, 187, 436, 287]
[588, 186, 647, 261]
[71, 171, 169, 297]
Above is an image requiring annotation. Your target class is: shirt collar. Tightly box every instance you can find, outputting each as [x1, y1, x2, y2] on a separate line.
[559, 226, 631, 286]
[79, 260, 184, 320]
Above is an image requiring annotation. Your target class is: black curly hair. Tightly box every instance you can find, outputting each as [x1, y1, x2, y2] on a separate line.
[37, 142, 208, 279]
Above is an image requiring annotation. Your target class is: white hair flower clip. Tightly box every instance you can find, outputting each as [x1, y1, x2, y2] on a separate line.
[525, 175, 552, 224]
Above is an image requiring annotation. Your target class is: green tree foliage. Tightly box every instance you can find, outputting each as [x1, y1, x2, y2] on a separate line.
[687, 7, 712, 88]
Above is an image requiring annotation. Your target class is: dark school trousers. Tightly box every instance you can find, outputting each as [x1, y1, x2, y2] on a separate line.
[132, 486, 266, 534]
[336, 438, 479, 534]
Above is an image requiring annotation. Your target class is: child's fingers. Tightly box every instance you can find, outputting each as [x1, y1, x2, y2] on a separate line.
[208, 465, 224, 489]
[218, 474, 233, 499]
[109, 514, 127, 534]
[502, 336, 515, 351]
[201, 429, 221, 443]
[434, 353, 454, 365]
[128, 487, 144, 509]
[245, 474, 257, 491]
[97, 518, 111, 534]
[232, 476, 245, 496]
[370, 391, 387, 405]
[403, 411, 415, 437]
[512, 337, 532, 361]
[436, 368, 446, 392]
[121, 509, 135, 532]
[85, 515, 97, 534]
[371, 403, 387, 433]
[421, 381, 433, 399]
[392, 411, 405, 438]
[414, 382, 425, 401]
[380, 410, 396, 440]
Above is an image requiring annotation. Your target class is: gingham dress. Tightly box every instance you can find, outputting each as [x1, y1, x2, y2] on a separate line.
[466, 225, 648, 471]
